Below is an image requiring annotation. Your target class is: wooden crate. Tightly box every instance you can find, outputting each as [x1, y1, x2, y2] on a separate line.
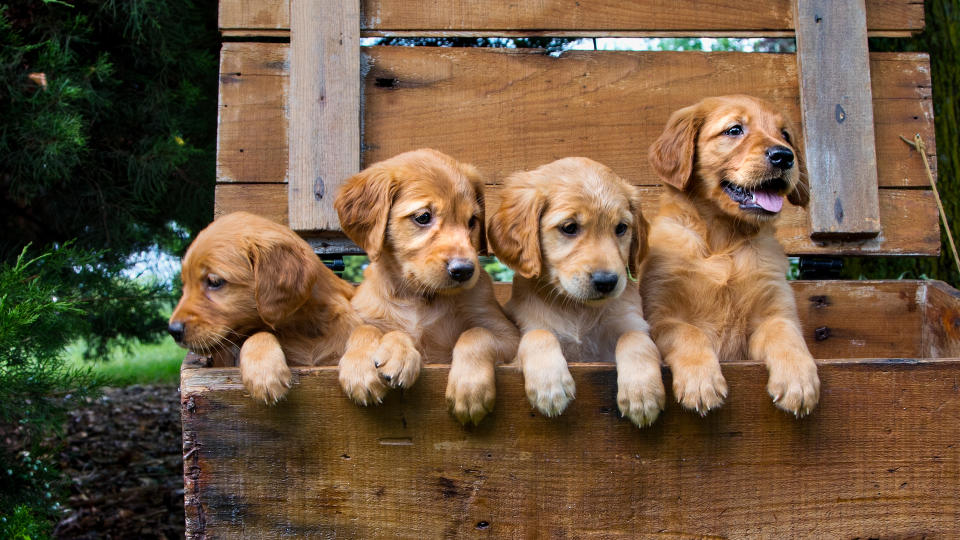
[187, 0, 959, 537]
[182, 281, 960, 537]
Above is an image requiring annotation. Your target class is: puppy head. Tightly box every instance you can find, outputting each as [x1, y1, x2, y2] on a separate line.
[335, 149, 486, 295]
[649, 94, 808, 224]
[168, 212, 319, 353]
[489, 157, 647, 304]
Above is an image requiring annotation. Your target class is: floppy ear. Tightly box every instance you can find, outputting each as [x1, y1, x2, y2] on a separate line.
[461, 163, 488, 255]
[649, 104, 702, 191]
[627, 185, 650, 277]
[253, 239, 318, 329]
[787, 136, 810, 207]
[487, 172, 544, 279]
[334, 166, 395, 261]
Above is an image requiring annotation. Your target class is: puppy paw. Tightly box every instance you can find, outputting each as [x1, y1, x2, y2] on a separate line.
[617, 367, 665, 428]
[239, 334, 292, 405]
[767, 355, 820, 417]
[671, 360, 727, 415]
[445, 359, 496, 426]
[373, 331, 422, 389]
[523, 357, 575, 418]
[338, 348, 388, 406]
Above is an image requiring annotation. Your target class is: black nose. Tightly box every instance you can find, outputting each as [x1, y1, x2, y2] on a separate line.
[591, 272, 619, 294]
[447, 258, 475, 282]
[168, 321, 185, 343]
[767, 145, 794, 170]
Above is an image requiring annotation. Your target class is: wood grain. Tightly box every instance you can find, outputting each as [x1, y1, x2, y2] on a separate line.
[217, 43, 289, 184]
[922, 280, 960, 359]
[795, 0, 881, 239]
[182, 357, 960, 538]
[218, 0, 924, 35]
[216, 45, 936, 190]
[215, 183, 941, 256]
[287, 0, 360, 231]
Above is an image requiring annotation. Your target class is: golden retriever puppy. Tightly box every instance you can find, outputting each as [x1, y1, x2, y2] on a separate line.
[334, 149, 520, 425]
[169, 211, 360, 403]
[488, 157, 666, 428]
[642, 94, 819, 417]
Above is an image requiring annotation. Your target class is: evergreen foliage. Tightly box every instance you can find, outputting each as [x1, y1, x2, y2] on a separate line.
[0, 245, 104, 537]
[0, 0, 218, 349]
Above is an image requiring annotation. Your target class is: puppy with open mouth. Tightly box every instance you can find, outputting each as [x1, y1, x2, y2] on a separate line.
[489, 157, 666, 428]
[643, 94, 820, 417]
[168, 212, 360, 404]
[334, 149, 519, 425]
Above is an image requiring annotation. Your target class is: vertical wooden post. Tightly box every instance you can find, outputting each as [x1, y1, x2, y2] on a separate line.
[794, 0, 881, 239]
[288, 0, 360, 232]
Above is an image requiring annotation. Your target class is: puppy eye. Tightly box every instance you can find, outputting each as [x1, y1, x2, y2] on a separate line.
[413, 211, 432, 226]
[559, 221, 579, 236]
[615, 222, 628, 237]
[206, 274, 225, 290]
[468, 216, 479, 228]
[723, 125, 744, 137]
[781, 129, 792, 144]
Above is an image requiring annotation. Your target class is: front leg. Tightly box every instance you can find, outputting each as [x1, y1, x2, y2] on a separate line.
[518, 329, 576, 417]
[446, 327, 498, 425]
[239, 331, 292, 404]
[615, 331, 665, 428]
[338, 324, 388, 406]
[750, 317, 820, 417]
[655, 320, 727, 415]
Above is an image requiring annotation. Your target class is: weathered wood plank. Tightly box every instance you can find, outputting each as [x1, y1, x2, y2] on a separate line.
[793, 281, 924, 359]
[217, 43, 289, 184]
[219, 0, 289, 31]
[922, 280, 960, 359]
[795, 0, 881, 239]
[182, 358, 960, 538]
[217, 46, 935, 190]
[287, 0, 359, 231]
[218, 0, 924, 35]
[215, 183, 941, 256]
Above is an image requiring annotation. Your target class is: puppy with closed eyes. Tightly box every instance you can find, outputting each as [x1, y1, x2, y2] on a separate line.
[643, 94, 819, 417]
[334, 149, 519, 425]
[169, 211, 360, 403]
[488, 157, 666, 428]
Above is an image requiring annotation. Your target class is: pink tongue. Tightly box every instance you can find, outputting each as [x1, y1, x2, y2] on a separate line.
[753, 190, 783, 213]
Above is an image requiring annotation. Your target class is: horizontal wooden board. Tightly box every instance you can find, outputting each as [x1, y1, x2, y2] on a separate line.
[182, 357, 960, 538]
[219, 0, 923, 35]
[215, 183, 941, 256]
[217, 43, 289, 184]
[217, 45, 936, 190]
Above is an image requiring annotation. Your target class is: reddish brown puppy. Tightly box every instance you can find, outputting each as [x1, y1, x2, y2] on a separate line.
[642, 94, 819, 417]
[169, 212, 359, 403]
[334, 149, 519, 425]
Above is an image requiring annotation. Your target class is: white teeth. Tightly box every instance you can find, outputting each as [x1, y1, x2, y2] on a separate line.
[750, 191, 757, 203]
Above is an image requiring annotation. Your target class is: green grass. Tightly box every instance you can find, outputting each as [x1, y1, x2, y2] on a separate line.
[65, 338, 184, 386]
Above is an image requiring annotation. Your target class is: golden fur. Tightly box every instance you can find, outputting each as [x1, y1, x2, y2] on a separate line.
[169, 211, 359, 403]
[642, 95, 819, 417]
[334, 149, 519, 425]
[488, 157, 665, 427]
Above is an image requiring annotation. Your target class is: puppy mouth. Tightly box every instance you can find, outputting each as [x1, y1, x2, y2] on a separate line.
[721, 178, 787, 214]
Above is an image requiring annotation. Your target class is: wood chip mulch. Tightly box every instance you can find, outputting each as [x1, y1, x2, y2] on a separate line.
[54, 385, 184, 539]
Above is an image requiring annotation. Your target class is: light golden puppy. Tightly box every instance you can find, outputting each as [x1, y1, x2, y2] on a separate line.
[488, 157, 666, 428]
[334, 149, 519, 425]
[169, 211, 360, 403]
[642, 94, 819, 417]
